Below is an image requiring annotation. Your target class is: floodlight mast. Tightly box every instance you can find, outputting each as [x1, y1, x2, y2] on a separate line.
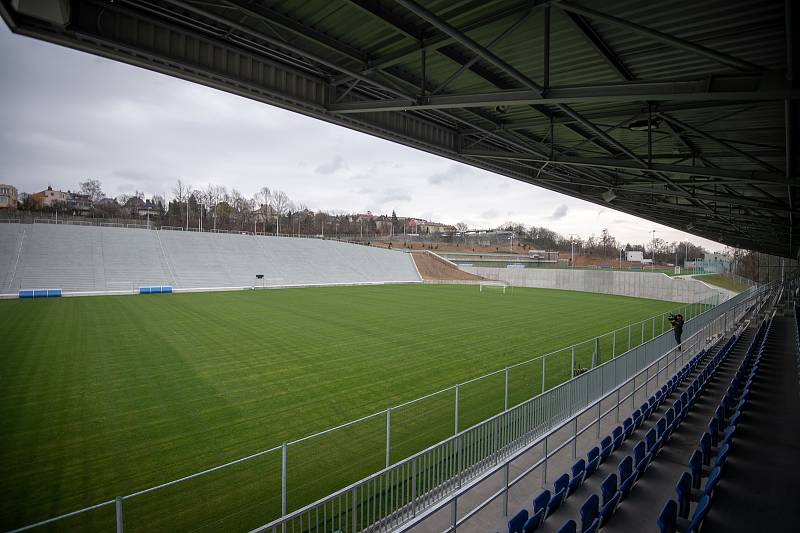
[569, 234, 580, 268]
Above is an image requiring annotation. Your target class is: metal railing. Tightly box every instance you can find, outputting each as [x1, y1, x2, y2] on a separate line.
[7, 284, 769, 533]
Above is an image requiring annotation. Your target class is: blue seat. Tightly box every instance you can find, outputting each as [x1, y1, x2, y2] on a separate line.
[714, 405, 726, 429]
[586, 447, 600, 478]
[612, 426, 624, 449]
[657, 499, 678, 533]
[685, 495, 711, 532]
[557, 520, 577, 533]
[689, 450, 703, 489]
[675, 472, 692, 519]
[618, 456, 636, 499]
[579, 494, 599, 533]
[634, 440, 648, 475]
[699, 432, 712, 466]
[568, 459, 586, 497]
[623, 417, 634, 439]
[708, 418, 719, 447]
[704, 466, 722, 499]
[599, 473, 620, 526]
[657, 417, 667, 441]
[714, 444, 730, 470]
[645, 428, 657, 456]
[529, 490, 549, 531]
[721, 425, 736, 448]
[547, 474, 569, 517]
[600, 436, 613, 463]
[632, 408, 642, 428]
[508, 509, 528, 533]
[523, 514, 542, 533]
[665, 407, 675, 428]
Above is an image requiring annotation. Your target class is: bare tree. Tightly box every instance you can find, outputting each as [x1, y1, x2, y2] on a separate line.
[79, 179, 105, 202]
[270, 190, 290, 234]
[455, 222, 469, 232]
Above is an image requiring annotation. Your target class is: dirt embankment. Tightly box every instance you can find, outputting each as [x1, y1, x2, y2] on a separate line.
[411, 252, 484, 281]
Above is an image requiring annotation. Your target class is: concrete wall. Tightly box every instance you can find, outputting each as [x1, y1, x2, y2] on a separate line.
[461, 266, 728, 303]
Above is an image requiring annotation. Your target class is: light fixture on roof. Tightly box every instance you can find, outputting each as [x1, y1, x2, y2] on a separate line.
[601, 189, 617, 203]
[628, 117, 662, 131]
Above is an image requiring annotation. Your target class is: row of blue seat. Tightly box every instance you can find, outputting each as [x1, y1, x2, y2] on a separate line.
[657, 319, 771, 532]
[139, 286, 173, 294]
[506, 344, 715, 533]
[18, 288, 61, 298]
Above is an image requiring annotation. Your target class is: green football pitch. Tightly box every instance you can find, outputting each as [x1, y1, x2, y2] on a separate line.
[0, 284, 682, 532]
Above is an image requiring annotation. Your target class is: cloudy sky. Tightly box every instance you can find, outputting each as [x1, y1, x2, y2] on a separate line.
[0, 25, 724, 250]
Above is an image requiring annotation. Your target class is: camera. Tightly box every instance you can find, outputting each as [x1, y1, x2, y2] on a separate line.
[668, 313, 676, 322]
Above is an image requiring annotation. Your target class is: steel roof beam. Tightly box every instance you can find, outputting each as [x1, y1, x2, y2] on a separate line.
[658, 112, 782, 173]
[328, 75, 796, 113]
[556, 1, 764, 72]
[461, 151, 790, 183]
[558, 9, 634, 81]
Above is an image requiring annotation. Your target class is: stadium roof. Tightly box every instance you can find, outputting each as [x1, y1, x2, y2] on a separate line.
[2, 0, 797, 257]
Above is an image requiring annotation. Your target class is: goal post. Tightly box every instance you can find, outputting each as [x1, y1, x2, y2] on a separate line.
[479, 281, 510, 294]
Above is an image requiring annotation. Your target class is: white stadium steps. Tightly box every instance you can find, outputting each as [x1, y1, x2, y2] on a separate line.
[0, 225, 420, 294]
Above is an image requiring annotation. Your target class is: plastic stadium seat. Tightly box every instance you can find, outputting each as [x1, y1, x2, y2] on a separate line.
[675, 472, 692, 519]
[684, 495, 711, 532]
[612, 426, 624, 450]
[708, 418, 719, 447]
[548, 474, 569, 517]
[618, 456, 636, 500]
[557, 520, 577, 533]
[523, 514, 542, 533]
[632, 409, 643, 428]
[657, 499, 677, 533]
[714, 444, 730, 470]
[529, 490, 549, 531]
[689, 450, 703, 489]
[623, 417, 634, 439]
[600, 436, 613, 463]
[720, 425, 736, 448]
[704, 466, 722, 499]
[580, 494, 599, 533]
[508, 509, 528, 533]
[568, 459, 586, 497]
[665, 407, 675, 429]
[635, 440, 649, 475]
[656, 417, 667, 442]
[699, 432, 712, 466]
[586, 447, 600, 478]
[599, 473, 620, 526]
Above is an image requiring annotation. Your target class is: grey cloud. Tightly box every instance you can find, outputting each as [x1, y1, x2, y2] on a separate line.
[428, 163, 471, 185]
[549, 205, 568, 220]
[481, 209, 499, 219]
[315, 155, 348, 175]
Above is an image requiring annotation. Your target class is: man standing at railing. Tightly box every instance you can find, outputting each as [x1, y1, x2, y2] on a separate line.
[670, 313, 685, 351]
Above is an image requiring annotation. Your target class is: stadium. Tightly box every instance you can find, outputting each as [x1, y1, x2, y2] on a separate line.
[0, 2, 798, 533]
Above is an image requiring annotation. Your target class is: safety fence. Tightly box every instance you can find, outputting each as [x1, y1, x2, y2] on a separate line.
[7, 285, 768, 533]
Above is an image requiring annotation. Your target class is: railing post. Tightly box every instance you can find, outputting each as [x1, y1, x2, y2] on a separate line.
[503, 462, 510, 516]
[612, 330, 616, 357]
[542, 434, 549, 487]
[385, 408, 391, 468]
[504, 367, 509, 411]
[652, 317, 655, 340]
[352, 486, 357, 533]
[572, 418, 578, 458]
[571, 346, 575, 377]
[454, 385, 459, 435]
[628, 324, 631, 351]
[411, 459, 417, 517]
[542, 355, 547, 393]
[641, 321, 645, 345]
[281, 442, 287, 519]
[115, 496, 123, 533]
[661, 313, 665, 334]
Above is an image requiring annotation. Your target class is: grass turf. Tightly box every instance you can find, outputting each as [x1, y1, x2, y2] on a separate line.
[693, 274, 750, 293]
[0, 284, 685, 531]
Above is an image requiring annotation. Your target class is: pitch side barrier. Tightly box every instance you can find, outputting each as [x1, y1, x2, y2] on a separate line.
[7, 284, 771, 533]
